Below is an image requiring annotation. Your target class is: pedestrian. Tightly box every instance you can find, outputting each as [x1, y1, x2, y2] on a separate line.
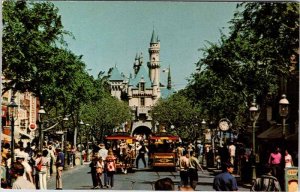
[96, 156, 104, 188]
[251, 164, 281, 191]
[188, 151, 204, 190]
[35, 150, 49, 189]
[105, 149, 116, 188]
[135, 141, 148, 168]
[179, 150, 190, 188]
[10, 162, 36, 189]
[213, 162, 238, 191]
[89, 155, 99, 189]
[55, 147, 64, 190]
[228, 142, 236, 166]
[98, 143, 108, 186]
[284, 149, 293, 168]
[268, 147, 282, 178]
[154, 177, 174, 191]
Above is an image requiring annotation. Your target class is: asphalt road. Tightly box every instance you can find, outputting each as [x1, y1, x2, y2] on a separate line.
[47, 163, 250, 191]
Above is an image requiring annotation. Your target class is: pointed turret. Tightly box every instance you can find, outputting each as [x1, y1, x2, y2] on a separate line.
[167, 65, 172, 90]
[150, 29, 157, 44]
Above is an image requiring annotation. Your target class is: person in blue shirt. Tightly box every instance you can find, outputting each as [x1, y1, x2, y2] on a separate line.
[213, 162, 238, 191]
[55, 148, 64, 190]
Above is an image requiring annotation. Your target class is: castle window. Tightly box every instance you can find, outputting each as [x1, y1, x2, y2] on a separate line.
[140, 82, 145, 91]
[140, 97, 145, 106]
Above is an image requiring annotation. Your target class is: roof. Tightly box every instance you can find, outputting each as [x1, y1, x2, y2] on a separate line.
[149, 133, 179, 141]
[150, 29, 157, 44]
[105, 132, 134, 140]
[160, 87, 176, 99]
[257, 124, 283, 139]
[131, 66, 152, 88]
[109, 66, 124, 81]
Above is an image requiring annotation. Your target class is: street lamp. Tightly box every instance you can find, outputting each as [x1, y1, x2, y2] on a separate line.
[63, 115, 69, 170]
[85, 123, 90, 162]
[79, 120, 84, 165]
[201, 119, 206, 166]
[279, 94, 289, 139]
[38, 106, 46, 151]
[8, 95, 18, 163]
[249, 97, 260, 181]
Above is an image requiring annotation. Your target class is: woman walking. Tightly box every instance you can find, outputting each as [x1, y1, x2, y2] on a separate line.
[105, 149, 116, 188]
[35, 150, 49, 190]
[96, 157, 104, 188]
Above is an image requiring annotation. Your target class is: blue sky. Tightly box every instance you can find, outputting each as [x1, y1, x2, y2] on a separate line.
[53, 1, 239, 90]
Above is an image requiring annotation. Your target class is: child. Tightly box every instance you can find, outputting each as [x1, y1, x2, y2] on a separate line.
[96, 157, 104, 188]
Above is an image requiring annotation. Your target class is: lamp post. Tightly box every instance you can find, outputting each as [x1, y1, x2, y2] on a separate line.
[8, 95, 18, 163]
[201, 119, 206, 166]
[38, 106, 46, 151]
[85, 123, 90, 162]
[279, 94, 289, 139]
[249, 97, 260, 181]
[209, 120, 216, 167]
[79, 120, 84, 165]
[63, 115, 69, 170]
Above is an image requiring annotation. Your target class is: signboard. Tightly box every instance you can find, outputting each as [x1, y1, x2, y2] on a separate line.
[30, 96, 36, 128]
[285, 167, 298, 192]
[29, 123, 37, 131]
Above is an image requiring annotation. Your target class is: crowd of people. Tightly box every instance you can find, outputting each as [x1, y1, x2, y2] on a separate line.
[1, 140, 70, 190]
[1, 136, 296, 191]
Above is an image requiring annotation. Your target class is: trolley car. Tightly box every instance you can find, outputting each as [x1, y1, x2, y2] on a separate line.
[104, 132, 135, 173]
[148, 132, 179, 170]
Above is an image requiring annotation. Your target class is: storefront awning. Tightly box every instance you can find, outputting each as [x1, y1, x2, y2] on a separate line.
[257, 125, 283, 139]
[19, 131, 33, 140]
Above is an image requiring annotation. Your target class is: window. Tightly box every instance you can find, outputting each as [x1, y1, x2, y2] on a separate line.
[140, 82, 145, 91]
[140, 97, 145, 106]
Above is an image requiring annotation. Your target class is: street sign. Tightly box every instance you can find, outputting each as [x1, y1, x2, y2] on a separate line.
[285, 167, 298, 192]
[29, 123, 37, 131]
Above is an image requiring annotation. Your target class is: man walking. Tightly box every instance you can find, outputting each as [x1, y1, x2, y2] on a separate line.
[188, 151, 204, 190]
[179, 151, 190, 188]
[213, 162, 238, 191]
[55, 148, 64, 190]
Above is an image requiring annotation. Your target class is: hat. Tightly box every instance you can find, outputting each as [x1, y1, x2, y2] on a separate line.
[99, 143, 105, 149]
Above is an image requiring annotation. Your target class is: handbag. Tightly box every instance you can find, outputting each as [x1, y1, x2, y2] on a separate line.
[36, 160, 42, 171]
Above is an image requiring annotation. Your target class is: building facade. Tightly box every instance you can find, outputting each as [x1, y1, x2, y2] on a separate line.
[1, 76, 40, 145]
[108, 30, 176, 136]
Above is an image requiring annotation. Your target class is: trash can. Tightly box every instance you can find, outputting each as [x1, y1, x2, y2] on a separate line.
[285, 167, 298, 192]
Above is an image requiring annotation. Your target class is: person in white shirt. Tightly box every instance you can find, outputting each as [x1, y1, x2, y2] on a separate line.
[11, 162, 36, 189]
[285, 149, 293, 168]
[98, 143, 108, 186]
[228, 143, 236, 166]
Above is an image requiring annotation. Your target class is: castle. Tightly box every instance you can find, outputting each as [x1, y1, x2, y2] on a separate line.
[108, 30, 176, 136]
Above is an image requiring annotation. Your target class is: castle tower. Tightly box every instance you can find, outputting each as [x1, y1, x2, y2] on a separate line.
[147, 29, 160, 86]
[167, 65, 172, 90]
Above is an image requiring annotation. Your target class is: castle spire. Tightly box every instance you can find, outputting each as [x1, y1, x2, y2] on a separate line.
[150, 29, 157, 44]
[167, 65, 172, 90]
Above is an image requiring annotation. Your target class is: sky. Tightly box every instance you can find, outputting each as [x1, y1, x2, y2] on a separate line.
[52, 1, 239, 90]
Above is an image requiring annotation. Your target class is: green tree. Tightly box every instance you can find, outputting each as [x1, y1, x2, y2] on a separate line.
[80, 94, 131, 142]
[186, 2, 299, 126]
[2, 1, 72, 95]
[151, 94, 204, 141]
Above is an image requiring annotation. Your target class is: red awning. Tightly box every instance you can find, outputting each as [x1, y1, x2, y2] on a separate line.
[105, 136, 134, 140]
[149, 136, 179, 140]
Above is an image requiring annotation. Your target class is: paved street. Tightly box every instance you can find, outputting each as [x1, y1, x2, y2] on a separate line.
[47, 163, 250, 191]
